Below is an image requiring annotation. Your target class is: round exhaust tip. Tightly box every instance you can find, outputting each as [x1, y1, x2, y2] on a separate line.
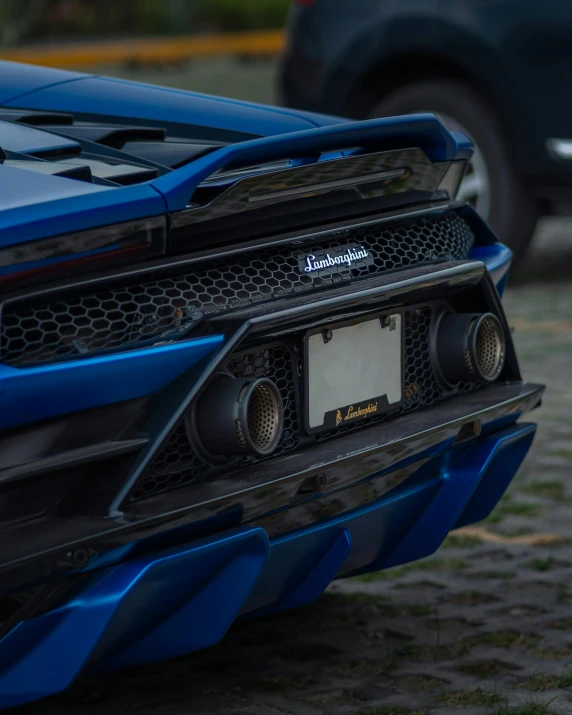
[473, 314, 505, 381]
[244, 380, 283, 454]
[188, 374, 284, 461]
[434, 311, 506, 385]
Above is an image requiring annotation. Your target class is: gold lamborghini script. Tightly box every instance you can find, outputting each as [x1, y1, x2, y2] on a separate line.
[336, 402, 379, 425]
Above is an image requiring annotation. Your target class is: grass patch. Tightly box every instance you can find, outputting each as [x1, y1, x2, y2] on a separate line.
[521, 481, 564, 500]
[437, 688, 504, 707]
[463, 630, 539, 652]
[324, 592, 391, 605]
[398, 604, 434, 616]
[497, 501, 543, 517]
[548, 617, 572, 630]
[492, 699, 557, 715]
[524, 557, 557, 571]
[260, 674, 314, 692]
[353, 558, 468, 583]
[473, 570, 517, 580]
[395, 643, 455, 662]
[324, 592, 434, 617]
[518, 672, 572, 691]
[442, 534, 484, 549]
[484, 494, 543, 523]
[551, 448, 572, 460]
[392, 674, 446, 690]
[493, 526, 535, 537]
[457, 659, 519, 677]
[446, 590, 499, 606]
[528, 643, 572, 660]
[359, 708, 427, 715]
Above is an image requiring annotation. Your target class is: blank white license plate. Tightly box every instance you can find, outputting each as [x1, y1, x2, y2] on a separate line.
[306, 314, 403, 432]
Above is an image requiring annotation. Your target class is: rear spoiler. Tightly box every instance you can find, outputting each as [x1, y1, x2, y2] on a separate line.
[151, 113, 473, 211]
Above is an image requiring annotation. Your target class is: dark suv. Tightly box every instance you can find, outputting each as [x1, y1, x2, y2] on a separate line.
[280, 0, 572, 263]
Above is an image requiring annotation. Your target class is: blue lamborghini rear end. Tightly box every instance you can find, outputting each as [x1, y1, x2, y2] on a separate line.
[0, 61, 542, 708]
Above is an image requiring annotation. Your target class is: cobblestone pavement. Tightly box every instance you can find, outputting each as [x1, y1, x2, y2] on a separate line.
[17, 221, 572, 715]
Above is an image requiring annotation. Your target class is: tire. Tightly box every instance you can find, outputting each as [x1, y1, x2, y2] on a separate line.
[368, 80, 537, 265]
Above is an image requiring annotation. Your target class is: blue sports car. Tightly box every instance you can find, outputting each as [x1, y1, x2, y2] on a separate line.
[0, 61, 542, 708]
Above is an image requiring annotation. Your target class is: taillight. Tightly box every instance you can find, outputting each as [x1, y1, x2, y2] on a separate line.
[0, 216, 166, 288]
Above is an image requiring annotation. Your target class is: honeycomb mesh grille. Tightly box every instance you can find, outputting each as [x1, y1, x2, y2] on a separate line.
[1, 212, 473, 366]
[129, 344, 300, 501]
[128, 305, 479, 503]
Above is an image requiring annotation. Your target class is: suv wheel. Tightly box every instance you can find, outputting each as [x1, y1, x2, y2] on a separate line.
[369, 80, 537, 265]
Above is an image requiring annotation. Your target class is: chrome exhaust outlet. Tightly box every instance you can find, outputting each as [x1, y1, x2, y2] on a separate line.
[434, 312, 506, 385]
[188, 374, 284, 460]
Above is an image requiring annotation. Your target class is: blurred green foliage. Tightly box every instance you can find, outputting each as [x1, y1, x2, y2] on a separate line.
[200, 0, 290, 31]
[0, 0, 290, 46]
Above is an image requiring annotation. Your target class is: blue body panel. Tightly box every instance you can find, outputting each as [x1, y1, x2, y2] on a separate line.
[0, 165, 165, 247]
[0, 62, 84, 105]
[0, 164, 165, 246]
[0, 421, 535, 708]
[0, 119, 79, 155]
[0, 61, 347, 136]
[0, 335, 223, 430]
[469, 243, 512, 296]
[4, 76, 323, 137]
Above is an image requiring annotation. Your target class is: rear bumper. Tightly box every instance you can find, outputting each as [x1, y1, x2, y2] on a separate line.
[0, 381, 542, 707]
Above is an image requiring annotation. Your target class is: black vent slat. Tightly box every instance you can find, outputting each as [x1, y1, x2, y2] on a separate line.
[59, 158, 158, 185]
[0, 110, 74, 126]
[121, 141, 218, 169]
[1, 211, 474, 366]
[49, 125, 165, 149]
[4, 159, 92, 182]
[0, 114, 169, 186]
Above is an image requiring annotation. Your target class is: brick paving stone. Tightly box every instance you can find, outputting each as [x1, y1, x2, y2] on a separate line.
[15, 222, 572, 715]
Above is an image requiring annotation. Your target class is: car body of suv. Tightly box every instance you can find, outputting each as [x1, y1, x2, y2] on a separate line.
[280, 0, 572, 263]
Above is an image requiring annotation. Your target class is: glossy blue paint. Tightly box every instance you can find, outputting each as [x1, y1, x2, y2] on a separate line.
[0, 165, 165, 246]
[470, 243, 513, 295]
[95, 528, 270, 671]
[6, 75, 322, 138]
[454, 423, 537, 529]
[0, 528, 269, 708]
[0, 335, 223, 430]
[0, 119, 79, 155]
[151, 114, 473, 211]
[243, 528, 353, 616]
[0, 421, 535, 708]
[0, 61, 85, 105]
[359, 421, 536, 575]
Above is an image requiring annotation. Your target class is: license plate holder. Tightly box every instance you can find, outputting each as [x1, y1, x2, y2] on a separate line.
[303, 312, 404, 434]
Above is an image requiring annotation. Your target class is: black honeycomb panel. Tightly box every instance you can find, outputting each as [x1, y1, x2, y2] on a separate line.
[1, 212, 474, 366]
[129, 344, 300, 501]
[128, 305, 479, 503]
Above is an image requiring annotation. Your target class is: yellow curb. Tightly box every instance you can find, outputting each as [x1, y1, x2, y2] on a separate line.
[456, 525, 567, 546]
[0, 30, 284, 69]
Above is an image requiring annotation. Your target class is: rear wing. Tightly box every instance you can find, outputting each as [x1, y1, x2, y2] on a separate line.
[151, 113, 473, 211]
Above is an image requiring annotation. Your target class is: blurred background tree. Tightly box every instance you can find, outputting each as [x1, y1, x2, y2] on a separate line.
[0, 0, 290, 45]
[0, 0, 50, 46]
